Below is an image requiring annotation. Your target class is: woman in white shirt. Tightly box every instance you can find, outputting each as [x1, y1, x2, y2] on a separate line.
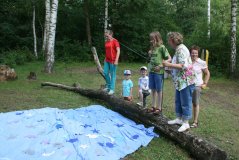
[190, 45, 210, 128]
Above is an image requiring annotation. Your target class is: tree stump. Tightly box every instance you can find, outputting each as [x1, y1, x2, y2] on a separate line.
[0, 65, 17, 81]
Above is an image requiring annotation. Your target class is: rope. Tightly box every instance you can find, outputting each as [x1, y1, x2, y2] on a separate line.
[119, 42, 148, 60]
[111, 38, 148, 60]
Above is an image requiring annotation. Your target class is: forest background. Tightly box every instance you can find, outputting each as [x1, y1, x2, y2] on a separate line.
[0, 0, 238, 77]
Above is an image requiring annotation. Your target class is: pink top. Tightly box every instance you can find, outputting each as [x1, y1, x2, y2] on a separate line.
[192, 58, 207, 86]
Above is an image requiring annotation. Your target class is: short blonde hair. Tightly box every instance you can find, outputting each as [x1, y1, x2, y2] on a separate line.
[167, 32, 183, 45]
[105, 29, 113, 35]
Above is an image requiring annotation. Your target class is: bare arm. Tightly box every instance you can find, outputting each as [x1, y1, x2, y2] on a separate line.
[114, 47, 120, 65]
[202, 68, 210, 87]
[154, 54, 173, 72]
[166, 54, 172, 63]
[162, 61, 183, 69]
[130, 87, 133, 98]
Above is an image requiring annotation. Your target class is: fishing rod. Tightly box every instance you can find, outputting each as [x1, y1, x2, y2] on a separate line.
[118, 41, 148, 60]
[117, 39, 167, 114]
[111, 37, 148, 60]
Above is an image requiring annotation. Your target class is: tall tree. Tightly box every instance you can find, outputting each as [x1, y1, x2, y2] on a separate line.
[42, 0, 51, 54]
[44, 0, 59, 73]
[104, 0, 108, 39]
[230, 0, 237, 76]
[207, 0, 211, 39]
[84, 0, 92, 46]
[32, 0, 38, 58]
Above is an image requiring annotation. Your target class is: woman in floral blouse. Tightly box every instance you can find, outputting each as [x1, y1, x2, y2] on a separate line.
[163, 32, 195, 132]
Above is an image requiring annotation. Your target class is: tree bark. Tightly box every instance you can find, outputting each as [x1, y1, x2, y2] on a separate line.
[42, 0, 51, 55]
[32, 0, 38, 58]
[207, 0, 211, 39]
[84, 0, 92, 46]
[41, 82, 227, 160]
[44, 0, 58, 73]
[91, 47, 106, 81]
[104, 0, 108, 40]
[230, 0, 237, 76]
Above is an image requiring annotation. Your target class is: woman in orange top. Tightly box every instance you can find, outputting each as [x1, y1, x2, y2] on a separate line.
[103, 30, 120, 95]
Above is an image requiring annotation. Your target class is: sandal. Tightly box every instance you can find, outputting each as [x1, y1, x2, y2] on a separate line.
[146, 107, 156, 113]
[153, 108, 162, 115]
[190, 122, 198, 128]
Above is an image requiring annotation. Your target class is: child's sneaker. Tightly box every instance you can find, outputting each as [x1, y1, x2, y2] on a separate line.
[137, 102, 143, 106]
[108, 90, 114, 95]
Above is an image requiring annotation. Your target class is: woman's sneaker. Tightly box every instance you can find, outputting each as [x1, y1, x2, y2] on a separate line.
[168, 118, 183, 125]
[178, 122, 190, 132]
[108, 90, 114, 95]
[103, 88, 109, 92]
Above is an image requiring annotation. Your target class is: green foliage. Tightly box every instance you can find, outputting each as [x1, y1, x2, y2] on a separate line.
[0, 0, 238, 76]
[0, 48, 35, 67]
[55, 39, 91, 62]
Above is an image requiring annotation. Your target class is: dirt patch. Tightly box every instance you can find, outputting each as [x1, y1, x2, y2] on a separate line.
[65, 67, 98, 74]
[204, 82, 239, 116]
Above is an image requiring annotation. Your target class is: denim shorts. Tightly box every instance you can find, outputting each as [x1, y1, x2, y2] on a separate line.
[149, 72, 164, 92]
[192, 86, 201, 105]
[175, 84, 195, 120]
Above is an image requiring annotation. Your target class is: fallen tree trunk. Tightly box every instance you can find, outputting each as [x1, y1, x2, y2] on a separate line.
[41, 82, 227, 160]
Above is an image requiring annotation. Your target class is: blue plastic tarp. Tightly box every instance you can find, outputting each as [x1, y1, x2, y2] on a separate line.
[0, 105, 158, 160]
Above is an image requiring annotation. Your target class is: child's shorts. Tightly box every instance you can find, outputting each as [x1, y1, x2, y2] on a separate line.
[149, 72, 163, 92]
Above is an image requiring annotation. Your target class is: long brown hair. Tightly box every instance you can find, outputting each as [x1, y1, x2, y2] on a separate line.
[150, 31, 163, 50]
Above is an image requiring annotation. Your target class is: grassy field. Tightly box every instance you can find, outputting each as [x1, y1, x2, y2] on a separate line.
[0, 62, 238, 160]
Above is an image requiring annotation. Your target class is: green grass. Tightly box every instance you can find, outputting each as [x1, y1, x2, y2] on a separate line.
[0, 62, 238, 160]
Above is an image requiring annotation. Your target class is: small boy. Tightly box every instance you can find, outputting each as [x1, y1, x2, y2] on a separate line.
[137, 66, 150, 108]
[122, 70, 133, 101]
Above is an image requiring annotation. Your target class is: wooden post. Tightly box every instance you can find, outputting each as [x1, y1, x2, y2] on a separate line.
[205, 49, 209, 66]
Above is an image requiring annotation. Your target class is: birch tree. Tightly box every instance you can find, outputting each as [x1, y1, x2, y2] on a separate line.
[104, 0, 108, 40]
[32, 0, 38, 58]
[207, 0, 211, 39]
[44, 0, 59, 73]
[42, 0, 51, 54]
[230, 0, 237, 76]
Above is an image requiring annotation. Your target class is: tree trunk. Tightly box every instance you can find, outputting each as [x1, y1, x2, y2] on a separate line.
[104, 0, 108, 39]
[41, 82, 228, 160]
[207, 0, 211, 39]
[84, 0, 92, 46]
[230, 0, 237, 76]
[91, 47, 106, 81]
[44, 0, 58, 73]
[32, 0, 38, 58]
[42, 0, 51, 56]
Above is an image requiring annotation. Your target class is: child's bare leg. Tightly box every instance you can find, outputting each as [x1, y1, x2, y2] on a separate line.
[139, 92, 143, 103]
[157, 91, 162, 110]
[151, 90, 157, 108]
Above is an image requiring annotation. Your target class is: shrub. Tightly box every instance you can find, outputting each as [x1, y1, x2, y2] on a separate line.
[0, 48, 35, 67]
[55, 39, 91, 62]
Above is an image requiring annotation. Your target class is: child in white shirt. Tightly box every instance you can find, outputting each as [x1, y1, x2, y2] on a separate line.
[137, 66, 150, 107]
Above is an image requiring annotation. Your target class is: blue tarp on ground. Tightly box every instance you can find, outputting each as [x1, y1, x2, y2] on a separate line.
[0, 105, 158, 160]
